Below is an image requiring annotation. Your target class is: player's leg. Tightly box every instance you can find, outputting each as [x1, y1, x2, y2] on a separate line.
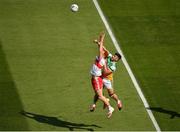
[90, 93, 98, 112]
[90, 89, 110, 111]
[96, 89, 114, 118]
[103, 78, 122, 110]
[107, 88, 122, 110]
[90, 77, 100, 112]
[93, 93, 99, 104]
[90, 77, 114, 117]
[96, 89, 109, 106]
[90, 77, 110, 112]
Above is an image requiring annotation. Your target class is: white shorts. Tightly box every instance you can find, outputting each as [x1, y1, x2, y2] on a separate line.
[103, 78, 113, 89]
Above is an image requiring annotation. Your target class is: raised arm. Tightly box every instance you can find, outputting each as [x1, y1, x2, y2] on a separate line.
[98, 32, 105, 44]
[99, 33, 105, 58]
[94, 39, 109, 54]
[94, 37, 109, 58]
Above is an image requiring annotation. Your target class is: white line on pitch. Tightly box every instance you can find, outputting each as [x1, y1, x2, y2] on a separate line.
[92, 0, 161, 131]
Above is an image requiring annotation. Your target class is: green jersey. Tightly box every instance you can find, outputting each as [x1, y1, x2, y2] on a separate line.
[107, 53, 116, 72]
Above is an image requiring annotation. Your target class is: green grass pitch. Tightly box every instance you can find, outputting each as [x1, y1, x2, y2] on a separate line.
[98, 0, 180, 130]
[1, 0, 179, 131]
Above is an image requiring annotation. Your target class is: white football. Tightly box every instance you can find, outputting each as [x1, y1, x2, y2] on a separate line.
[71, 4, 79, 12]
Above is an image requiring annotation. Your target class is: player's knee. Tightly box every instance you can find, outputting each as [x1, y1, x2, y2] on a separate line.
[109, 93, 115, 97]
[98, 95, 103, 99]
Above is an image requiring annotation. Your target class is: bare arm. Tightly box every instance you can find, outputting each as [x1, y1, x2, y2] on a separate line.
[99, 33, 105, 58]
[98, 32, 105, 43]
[94, 39, 109, 53]
[94, 39, 110, 59]
[103, 67, 113, 76]
[93, 32, 109, 55]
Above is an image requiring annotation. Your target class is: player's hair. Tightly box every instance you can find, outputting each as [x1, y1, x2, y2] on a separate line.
[115, 52, 122, 60]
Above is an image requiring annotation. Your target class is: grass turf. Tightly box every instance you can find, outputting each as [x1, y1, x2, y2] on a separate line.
[98, 0, 180, 130]
[0, 0, 155, 130]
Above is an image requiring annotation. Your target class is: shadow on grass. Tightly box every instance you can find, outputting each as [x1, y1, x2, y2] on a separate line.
[20, 110, 101, 131]
[147, 107, 180, 119]
[0, 40, 28, 130]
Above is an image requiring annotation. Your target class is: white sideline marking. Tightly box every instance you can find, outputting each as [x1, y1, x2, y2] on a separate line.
[93, 0, 161, 131]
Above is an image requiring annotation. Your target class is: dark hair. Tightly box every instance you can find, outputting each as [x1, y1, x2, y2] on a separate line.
[115, 52, 122, 60]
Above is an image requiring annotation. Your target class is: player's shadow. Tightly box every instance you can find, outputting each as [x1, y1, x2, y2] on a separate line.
[20, 111, 101, 131]
[147, 107, 180, 119]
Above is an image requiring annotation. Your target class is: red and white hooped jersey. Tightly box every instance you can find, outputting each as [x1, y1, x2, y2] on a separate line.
[90, 56, 105, 76]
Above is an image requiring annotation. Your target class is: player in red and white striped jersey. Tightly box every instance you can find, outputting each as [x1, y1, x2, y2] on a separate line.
[90, 32, 114, 118]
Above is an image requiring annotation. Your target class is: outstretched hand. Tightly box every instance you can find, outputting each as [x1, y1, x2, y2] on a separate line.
[93, 39, 99, 44]
[93, 32, 105, 44]
[99, 31, 105, 37]
[99, 32, 105, 42]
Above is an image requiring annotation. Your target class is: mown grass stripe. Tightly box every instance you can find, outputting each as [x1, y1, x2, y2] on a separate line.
[92, 0, 161, 131]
